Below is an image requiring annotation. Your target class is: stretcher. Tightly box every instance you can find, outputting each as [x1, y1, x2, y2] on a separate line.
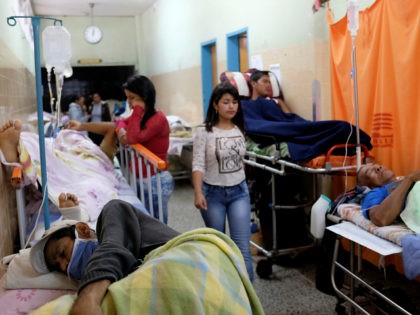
[244, 144, 373, 279]
[1, 132, 168, 315]
[327, 221, 412, 314]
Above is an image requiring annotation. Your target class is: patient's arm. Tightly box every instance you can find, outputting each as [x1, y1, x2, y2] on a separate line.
[66, 120, 118, 149]
[66, 120, 115, 136]
[69, 279, 111, 315]
[274, 98, 292, 114]
[369, 171, 420, 226]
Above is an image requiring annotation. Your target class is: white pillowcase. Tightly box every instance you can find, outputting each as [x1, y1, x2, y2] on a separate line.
[1, 248, 78, 290]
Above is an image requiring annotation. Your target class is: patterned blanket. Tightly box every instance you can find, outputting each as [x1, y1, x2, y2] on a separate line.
[19, 130, 119, 222]
[337, 204, 414, 246]
[31, 228, 265, 315]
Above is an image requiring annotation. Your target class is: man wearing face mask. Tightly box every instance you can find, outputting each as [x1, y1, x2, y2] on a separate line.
[30, 193, 179, 315]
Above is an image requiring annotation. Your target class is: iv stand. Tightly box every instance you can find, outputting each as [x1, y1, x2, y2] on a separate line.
[7, 16, 62, 230]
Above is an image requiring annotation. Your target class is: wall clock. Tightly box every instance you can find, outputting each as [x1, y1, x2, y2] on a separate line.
[84, 25, 103, 44]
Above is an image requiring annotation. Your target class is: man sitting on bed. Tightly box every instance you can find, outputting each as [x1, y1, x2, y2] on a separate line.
[29, 192, 179, 315]
[357, 163, 420, 226]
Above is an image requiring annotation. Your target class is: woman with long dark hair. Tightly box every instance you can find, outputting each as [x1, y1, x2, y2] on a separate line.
[66, 75, 173, 224]
[192, 82, 253, 281]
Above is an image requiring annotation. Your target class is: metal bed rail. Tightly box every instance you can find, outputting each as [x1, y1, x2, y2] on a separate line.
[245, 142, 373, 175]
[243, 146, 373, 279]
[244, 151, 319, 278]
[119, 143, 167, 222]
[327, 222, 412, 315]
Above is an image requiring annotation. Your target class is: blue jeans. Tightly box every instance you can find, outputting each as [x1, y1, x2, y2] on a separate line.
[139, 171, 174, 224]
[200, 180, 254, 281]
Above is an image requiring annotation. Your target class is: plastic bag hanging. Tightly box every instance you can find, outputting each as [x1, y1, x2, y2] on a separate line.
[42, 25, 72, 132]
[42, 25, 72, 67]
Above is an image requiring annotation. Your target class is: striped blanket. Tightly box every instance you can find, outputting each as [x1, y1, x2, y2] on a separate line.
[31, 228, 265, 315]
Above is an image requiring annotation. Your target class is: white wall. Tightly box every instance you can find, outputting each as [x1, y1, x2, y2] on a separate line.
[40, 17, 138, 68]
[136, 0, 376, 76]
[0, 0, 35, 72]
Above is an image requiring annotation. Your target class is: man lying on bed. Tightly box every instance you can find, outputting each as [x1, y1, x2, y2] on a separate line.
[357, 163, 420, 226]
[29, 192, 179, 315]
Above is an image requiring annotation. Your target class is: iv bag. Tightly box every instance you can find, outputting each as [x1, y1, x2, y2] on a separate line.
[42, 25, 72, 66]
[347, 0, 359, 37]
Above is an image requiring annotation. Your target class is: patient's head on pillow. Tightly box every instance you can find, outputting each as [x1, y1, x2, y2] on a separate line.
[249, 70, 272, 99]
[30, 220, 98, 280]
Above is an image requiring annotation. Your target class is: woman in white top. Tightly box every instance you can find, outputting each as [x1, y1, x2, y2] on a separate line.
[192, 83, 253, 281]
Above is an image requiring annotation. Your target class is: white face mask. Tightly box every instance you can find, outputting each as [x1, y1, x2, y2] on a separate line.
[67, 233, 98, 280]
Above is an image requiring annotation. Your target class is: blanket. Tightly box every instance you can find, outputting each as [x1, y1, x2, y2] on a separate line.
[401, 234, 420, 280]
[31, 228, 265, 315]
[242, 97, 372, 162]
[338, 204, 420, 280]
[19, 130, 119, 222]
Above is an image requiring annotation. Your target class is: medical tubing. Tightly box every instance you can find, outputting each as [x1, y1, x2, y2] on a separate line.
[351, 37, 362, 171]
[24, 182, 49, 249]
[46, 65, 55, 113]
[54, 70, 65, 130]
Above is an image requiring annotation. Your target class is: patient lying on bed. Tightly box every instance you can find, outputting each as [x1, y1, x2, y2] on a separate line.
[0, 119, 121, 222]
[357, 163, 420, 227]
[30, 192, 179, 315]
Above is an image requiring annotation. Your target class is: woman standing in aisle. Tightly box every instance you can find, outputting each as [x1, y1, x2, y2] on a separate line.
[192, 83, 253, 281]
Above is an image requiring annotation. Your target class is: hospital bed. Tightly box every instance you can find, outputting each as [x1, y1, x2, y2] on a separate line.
[325, 203, 418, 314]
[220, 70, 374, 278]
[1, 128, 263, 314]
[166, 115, 193, 181]
[244, 145, 372, 279]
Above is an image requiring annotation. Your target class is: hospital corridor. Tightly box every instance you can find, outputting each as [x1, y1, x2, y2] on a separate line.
[1, 0, 420, 314]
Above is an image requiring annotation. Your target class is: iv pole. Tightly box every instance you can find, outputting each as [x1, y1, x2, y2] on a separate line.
[7, 16, 62, 230]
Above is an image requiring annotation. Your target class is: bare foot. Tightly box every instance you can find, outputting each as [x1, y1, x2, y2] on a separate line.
[0, 119, 21, 163]
[58, 192, 79, 208]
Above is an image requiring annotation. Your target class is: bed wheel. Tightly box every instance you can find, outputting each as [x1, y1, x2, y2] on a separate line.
[256, 259, 272, 279]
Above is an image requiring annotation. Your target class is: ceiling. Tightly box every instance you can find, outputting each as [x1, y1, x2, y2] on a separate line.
[30, 0, 158, 17]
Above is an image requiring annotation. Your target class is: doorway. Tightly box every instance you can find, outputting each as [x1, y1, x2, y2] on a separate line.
[226, 28, 249, 72]
[201, 39, 217, 118]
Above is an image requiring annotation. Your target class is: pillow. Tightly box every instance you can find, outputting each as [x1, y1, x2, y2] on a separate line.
[219, 71, 251, 97]
[1, 248, 78, 290]
[219, 70, 282, 98]
[0, 275, 72, 315]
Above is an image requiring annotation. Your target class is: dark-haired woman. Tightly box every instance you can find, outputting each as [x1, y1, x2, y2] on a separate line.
[192, 83, 253, 281]
[117, 75, 173, 224]
[66, 75, 173, 224]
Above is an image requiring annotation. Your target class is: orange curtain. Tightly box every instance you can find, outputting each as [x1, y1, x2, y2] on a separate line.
[330, 0, 420, 176]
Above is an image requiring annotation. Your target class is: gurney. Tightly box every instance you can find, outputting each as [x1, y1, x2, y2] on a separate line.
[324, 201, 419, 314]
[244, 143, 373, 279]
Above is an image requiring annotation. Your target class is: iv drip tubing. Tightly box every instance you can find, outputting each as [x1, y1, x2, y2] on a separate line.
[351, 37, 362, 171]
